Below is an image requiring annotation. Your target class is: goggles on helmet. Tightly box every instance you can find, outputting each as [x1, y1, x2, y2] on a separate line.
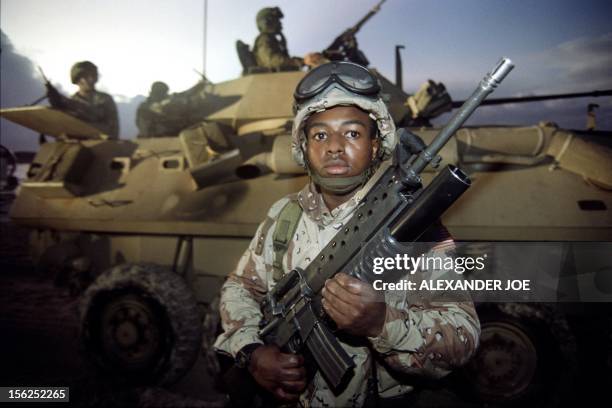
[294, 61, 381, 103]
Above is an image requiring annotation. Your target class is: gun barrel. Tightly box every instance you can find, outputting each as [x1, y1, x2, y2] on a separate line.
[350, 0, 386, 33]
[409, 57, 514, 175]
[37, 66, 50, 83]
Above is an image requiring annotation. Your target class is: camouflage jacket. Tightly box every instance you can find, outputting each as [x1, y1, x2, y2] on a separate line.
[253, 33, 302, 71]
[68, 90, 119, 138]
[214, 181, 480, 407]
[136, 99, 169, 138]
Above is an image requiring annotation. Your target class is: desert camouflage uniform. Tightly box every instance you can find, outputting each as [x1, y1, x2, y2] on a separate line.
[136, 100, 169, 137]
[215, 179, 481, 407]
[68, 90, 119, 139]
[253, 33, 302, 71]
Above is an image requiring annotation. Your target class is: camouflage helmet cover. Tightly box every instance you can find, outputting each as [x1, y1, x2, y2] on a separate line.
[70, 61, 98, 84]
[256, 7, 284, 33]
[150, 81, 169, 96]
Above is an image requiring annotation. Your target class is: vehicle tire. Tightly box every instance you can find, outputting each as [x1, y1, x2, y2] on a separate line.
[459, 303, 577, 407]
[79, 263, 202, 385]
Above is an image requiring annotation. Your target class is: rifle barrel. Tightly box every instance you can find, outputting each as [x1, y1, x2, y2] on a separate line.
[410, 57, 514, 175]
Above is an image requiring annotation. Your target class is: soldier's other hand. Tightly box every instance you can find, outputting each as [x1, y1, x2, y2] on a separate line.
[322, 273, 386, 337]
[249, 344, 306, 402]
[303, 52, 329, 68]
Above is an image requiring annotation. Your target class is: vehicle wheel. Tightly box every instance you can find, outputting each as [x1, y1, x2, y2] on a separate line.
[79, 263, 202, 385]
[460, 303, 576, 407]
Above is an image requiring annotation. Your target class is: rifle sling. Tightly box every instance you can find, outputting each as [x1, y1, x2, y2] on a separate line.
[272, 200, 303, 281]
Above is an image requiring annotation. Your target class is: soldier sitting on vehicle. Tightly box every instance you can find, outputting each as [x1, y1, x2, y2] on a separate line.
[251, 7, 327, 72]
[136, 81, 170, 138]
[45, 61, 119, 139]
[253, 7, 303, 71]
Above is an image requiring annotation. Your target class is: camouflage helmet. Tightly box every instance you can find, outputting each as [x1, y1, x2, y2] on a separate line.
[256, 7, 283, 33]
[70, 61, 98, 84]
[150, 81, 169, 98]
[291, 63, 397, 168]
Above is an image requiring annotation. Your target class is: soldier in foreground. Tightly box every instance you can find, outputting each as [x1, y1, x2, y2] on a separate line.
[45, 61, 119, 138]
[214, 61, 480, 406]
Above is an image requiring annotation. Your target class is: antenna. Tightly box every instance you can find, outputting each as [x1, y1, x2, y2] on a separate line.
[395, 45, 405, 90]
[203, 0, 208, 76]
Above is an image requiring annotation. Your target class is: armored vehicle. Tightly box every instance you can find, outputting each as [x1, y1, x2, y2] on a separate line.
[1, 3, 611, 406]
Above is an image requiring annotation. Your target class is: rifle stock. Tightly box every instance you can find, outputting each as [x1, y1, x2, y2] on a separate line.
[259, 58, 514, 390]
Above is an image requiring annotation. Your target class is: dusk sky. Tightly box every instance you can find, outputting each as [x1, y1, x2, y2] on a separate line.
[1, 0, 611, 151]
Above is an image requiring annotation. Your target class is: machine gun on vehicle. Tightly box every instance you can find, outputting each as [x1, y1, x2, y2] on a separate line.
[258, 58, 514, 389]
[322, 0, 386, 66]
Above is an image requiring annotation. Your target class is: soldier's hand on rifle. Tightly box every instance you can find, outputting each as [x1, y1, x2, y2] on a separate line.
[249, 344, 307, 402]
[322, 273, 386, 337]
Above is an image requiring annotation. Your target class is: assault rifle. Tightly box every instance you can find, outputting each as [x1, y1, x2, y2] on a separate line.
[322, 0, 386, 66]
[258, 58, 514, 390]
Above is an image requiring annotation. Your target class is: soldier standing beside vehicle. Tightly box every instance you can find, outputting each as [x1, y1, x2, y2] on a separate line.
[214, 61, 480, 406]
[45, 61, 119, 139]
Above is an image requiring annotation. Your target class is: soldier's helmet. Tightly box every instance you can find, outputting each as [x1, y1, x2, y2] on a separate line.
[256, 7, 284, 34]
[70, 61, 98, 84]
[150, 81, 169, 100]
[291, 61, 397, 169]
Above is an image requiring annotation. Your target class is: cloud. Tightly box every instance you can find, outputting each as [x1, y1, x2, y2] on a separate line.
[0, 30, 46, 104]
[492, 34, 612, 130]
[432, 33, 612, 130]
[1, 30, 143, 150]
[433, 97, 612, 131]
[558, 32, 612, 58]
[536, 32, 612, 91]
[0, 30, 45, 152]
